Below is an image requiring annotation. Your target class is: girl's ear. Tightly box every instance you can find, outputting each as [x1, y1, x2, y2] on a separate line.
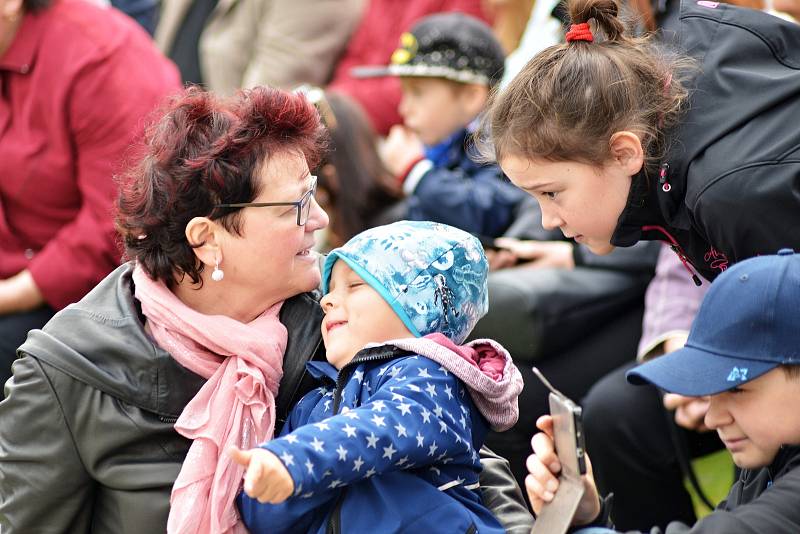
[609, 131, 645, 176]
[185, 217, 222, 269]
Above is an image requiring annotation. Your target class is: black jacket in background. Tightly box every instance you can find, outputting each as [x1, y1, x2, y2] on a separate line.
[0, 262, 532, 533]
[612, 0, 800, 283]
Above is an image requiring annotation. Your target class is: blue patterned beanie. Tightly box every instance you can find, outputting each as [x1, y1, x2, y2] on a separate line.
[322, 221, 489, 344]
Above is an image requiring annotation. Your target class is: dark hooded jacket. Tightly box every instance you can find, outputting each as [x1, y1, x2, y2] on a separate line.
[611, 0, 800, 283]
[582, 445, 800, 533]
[0, 263, 532, 533]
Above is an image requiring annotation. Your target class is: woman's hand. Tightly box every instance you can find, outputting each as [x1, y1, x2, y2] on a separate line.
[0, 270, 45, 315]
[526, 416, 601, 526]
[229, 446, 295, 504]
[492, 239, 576, 270]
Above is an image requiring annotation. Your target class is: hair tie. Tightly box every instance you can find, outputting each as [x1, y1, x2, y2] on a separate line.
[566, 22, 594, 43]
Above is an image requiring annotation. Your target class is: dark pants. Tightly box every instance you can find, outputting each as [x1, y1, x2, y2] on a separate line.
[583, 363, 724, 531]
[0, 307, 55, 396]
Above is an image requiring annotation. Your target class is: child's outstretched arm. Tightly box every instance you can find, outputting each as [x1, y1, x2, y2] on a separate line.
[228, 446, 294, 504]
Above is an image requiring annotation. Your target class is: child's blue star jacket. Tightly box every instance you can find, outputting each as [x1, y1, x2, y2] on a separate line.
[238, 335, 523, 533]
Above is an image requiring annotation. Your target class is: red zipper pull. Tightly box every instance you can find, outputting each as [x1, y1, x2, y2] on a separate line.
[659, 163, 671, 192]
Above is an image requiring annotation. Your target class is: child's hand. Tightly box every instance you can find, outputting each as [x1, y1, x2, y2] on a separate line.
[380, 125, 425, 178]
[229, 446, 295, 504]
[526, 416, 601, 526]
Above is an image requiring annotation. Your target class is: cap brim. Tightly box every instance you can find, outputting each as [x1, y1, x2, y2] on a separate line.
[626, 344, 778, 396]
[351, 64, 491, 85]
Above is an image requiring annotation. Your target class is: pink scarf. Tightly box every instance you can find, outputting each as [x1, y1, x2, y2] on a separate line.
[132, 265, 288, 534]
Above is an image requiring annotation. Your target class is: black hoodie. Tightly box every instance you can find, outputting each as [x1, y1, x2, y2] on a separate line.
[611, 0, 800, 284]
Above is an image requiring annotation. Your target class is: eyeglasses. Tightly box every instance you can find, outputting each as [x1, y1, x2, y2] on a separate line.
[213, 175, 318, 226]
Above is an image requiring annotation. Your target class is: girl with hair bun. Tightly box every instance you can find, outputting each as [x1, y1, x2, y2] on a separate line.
[487, 0, 800, 530]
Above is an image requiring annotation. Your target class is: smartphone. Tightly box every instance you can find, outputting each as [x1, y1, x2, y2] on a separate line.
[530, 368, 587, 534]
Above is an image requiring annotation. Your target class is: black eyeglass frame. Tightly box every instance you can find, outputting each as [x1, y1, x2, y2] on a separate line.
[212, 175, 318, 226]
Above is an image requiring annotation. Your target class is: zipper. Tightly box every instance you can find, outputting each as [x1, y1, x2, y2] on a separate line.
[158, 415, 179, 424]
[641, 225, 702, 286]
[658, 163, 671, 192]
[326, 347, 406, 534]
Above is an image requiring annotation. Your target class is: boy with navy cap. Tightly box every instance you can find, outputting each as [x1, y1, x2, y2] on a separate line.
[361, 13, 528, 239]
[231, 221, 523, 533]
[525, 249, 800, 533]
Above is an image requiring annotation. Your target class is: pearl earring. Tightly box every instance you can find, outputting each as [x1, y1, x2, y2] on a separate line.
[211, 259, 224, 282]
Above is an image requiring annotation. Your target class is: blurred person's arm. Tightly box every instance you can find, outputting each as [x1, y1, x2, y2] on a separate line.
[26, 34, 180, 311]
[241, 0, 364, 90]
[0, 271, 44, 315]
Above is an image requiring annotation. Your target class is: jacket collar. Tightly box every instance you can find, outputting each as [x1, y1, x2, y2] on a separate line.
[0, 8, 45, 73]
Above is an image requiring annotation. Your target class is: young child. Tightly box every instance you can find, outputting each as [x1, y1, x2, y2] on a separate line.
[526, 249, 800, 533]
[231, 220, 524, 533]
[366, 13, 528, 239]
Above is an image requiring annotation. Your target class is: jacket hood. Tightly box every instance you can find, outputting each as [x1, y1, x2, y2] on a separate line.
[375, 333, 523, 431]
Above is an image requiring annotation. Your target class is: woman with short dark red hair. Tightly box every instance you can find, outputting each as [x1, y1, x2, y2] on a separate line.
[0, 86, 533, 534]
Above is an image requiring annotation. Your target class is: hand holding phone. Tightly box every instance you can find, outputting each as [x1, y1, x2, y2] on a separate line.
[529, 368, 600, 534]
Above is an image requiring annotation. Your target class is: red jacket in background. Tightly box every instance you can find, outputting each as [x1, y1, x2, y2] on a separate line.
[328, 0, 489, 135]
[0, 0, 181, 310]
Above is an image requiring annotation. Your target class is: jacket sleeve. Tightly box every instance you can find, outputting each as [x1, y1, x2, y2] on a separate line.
[693, 161, 800, 269]
[477, 445, 535, 533]
[406, 163, 527, 237]
[263, 358, 476, 497]
[0, 357, 94, 532]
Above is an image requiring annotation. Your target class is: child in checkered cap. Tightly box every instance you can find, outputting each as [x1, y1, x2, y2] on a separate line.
[231, 220, 523, 533]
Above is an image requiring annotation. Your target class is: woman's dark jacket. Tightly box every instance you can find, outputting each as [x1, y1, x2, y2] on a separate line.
[0, 263, 533, 533]
[611, 0, 800, 283]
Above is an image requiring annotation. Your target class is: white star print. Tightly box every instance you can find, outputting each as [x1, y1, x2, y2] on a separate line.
[371, 414, 386, 427]
[365, 467, 376, 478]
[328, 479, 343, 489]
[343, 411, 360, 419]
[342, 423, 357, 437]
[388, 366, 401, 378]
[382, 444, 397, 460]
[353, 456, 364, 472]
[460, 414, 467, 428]
[418, 368, 431, 378]
[429, 466, 441, 476]
[366, 432, 379, 448]
[280, 451, 294, 466]
[377, 365, 390, 376]
[444, 385, 453, 400]
[286, 434, 298, 444]
[420, 408, 431, 423]
[371, 400, 386, 412]
[336, 444, 348, 461]
[305, 459, 315, 474]
[391, 392, 405, 402]
[395, 455, 409, 466]
[425, 383, 437, 397]
[397, 402, 412, 416]
[352, 369, 364, 382]
[438, 366, 449, 376]
[302, 492, 315, 499]
[324, 400, 332, 411]
[407, 384, 422, 392]
[428, 442, 438, 456]
[314, 421, 330, 431]
[394, 423, 408, 437]
[416, 432, 425, 447]
[311, 437, 325, 452]
[433, 405, 444, 418]
[439, 420, 448, 433]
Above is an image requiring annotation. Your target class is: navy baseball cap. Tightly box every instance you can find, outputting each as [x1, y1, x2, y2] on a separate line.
[627, 249, 800, 396]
